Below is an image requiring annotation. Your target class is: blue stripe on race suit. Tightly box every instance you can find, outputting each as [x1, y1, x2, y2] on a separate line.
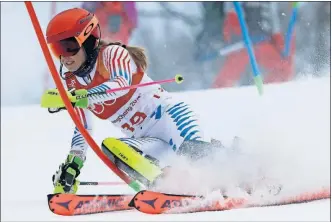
[112, 71, 117, 79]
[184, 130, 200, 141]
[72, 137, 85, 145]
[88, 84, 111, 94]
[172, 144, 176, 151]
[171, 106, 189, 119]
[118, 68, 124, 78]
[72, 133, 82, 141]
[174, 111, 193, 123]
[176, 116, 190, 126]
[178, 119, 197, 131]
[150, 105, 162, 120]
[71, 135, 85, 147]
[180, 125, 198, 138]
[168, 104, 188, 116]
[167, 102, 203, 143]
[119, 70, 131, 84]
[155, 105, 162, 119]
[191, 136, 202, 141]
[120, 138, 140, 148]
[144, 137, 160, 143]
[88, 87, 99, 94]
[94, 85, 106, 92]
[169, 139, 177, 151]
[99, 84, 111, 91]
[131, 138, 144, 145]
[72, 138, 84, 147]
[74, 142, 86, 147]
[74, 127, 80, 134]
[166, 102, 184, 113]
[124, 72, 129, 83]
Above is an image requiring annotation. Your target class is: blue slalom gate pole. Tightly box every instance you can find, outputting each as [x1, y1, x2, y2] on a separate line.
[233, 2, 264, 95]
[283, 2, 299, 57]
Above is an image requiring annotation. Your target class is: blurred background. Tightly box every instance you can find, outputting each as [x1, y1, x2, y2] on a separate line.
[1, 2, 330, 106]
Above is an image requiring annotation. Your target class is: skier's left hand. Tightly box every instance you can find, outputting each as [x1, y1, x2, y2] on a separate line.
[52, 154, 84, 194]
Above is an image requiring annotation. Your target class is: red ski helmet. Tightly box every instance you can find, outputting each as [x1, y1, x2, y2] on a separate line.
[46, 8, 100, 58]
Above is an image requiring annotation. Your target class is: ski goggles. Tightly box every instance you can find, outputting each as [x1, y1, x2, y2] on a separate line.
[47, 15, 98, 58]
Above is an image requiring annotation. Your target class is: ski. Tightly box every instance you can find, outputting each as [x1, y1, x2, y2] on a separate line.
[48, 188, 330, 215]
[129, 188, 331, 214]
[47, 193, 134, 216]
[128, 190, 246, 214]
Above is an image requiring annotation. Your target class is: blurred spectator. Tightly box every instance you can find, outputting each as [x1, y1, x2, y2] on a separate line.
[195, 2, 225, 61]
[210, 2, 296, 88]
[82, 2, 138, 44]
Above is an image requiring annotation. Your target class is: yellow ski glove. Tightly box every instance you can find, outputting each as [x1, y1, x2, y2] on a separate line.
[41, 88, 88, 109]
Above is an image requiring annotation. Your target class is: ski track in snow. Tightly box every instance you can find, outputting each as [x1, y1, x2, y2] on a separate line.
[1, 76, 330, 221]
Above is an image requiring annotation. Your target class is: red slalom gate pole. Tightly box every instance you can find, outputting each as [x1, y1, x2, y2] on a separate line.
[24, 2, 141, 191]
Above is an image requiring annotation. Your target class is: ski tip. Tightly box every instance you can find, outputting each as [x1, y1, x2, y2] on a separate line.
[47, 193, 75, 216]
[128, 198, 135, 208]
[47, 193, 58, 202]
[128, 190, 147, 208]
[47, 194, 57, 214]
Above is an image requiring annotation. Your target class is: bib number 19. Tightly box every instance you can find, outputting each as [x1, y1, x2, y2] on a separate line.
[121, 112, 147, 132]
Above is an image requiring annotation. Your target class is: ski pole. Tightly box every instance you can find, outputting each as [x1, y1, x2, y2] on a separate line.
[73, 74, 184, 100]
[283, 2, 299, 57]
[79, 181, 127, 186]
[233, 2, 264, 96]
[105, 74, 184, 94]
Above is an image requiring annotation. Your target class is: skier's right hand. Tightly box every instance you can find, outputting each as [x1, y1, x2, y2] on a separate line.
[42, 88, 72, 114]
[41, 88, 88, 109]
[52, 154, 84, 194]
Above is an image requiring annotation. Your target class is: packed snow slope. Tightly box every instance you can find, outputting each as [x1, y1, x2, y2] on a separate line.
[1, 76, 330, 221]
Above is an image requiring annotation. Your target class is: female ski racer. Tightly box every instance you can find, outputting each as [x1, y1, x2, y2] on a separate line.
[44, 8, 222, 194]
